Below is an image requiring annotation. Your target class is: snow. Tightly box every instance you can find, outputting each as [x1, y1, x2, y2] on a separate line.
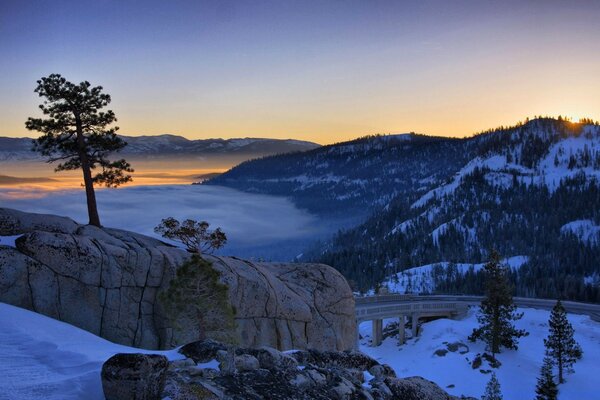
[411, 155, 511, 209]
[0, 302, 185, 400]
[362, 370, 375, 389]
[384, 256, 529, 294]
[360, 307, 600, 400]
[196, 359, 219, 370]
[411, 131, 600, 209]
[560, 220, 600, 243]
[1, 300, 598, 400]
[583, 274, 599, 287]
[388, 219, 414, 236]
[0, 235, 22, 248]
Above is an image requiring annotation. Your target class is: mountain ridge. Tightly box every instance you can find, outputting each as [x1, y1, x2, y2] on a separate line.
[205, 118, 600, 302]
[0, 134, 320, 162]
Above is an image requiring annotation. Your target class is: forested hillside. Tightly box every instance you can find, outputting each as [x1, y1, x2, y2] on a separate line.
[316, 118, 600, 301]
[206, 134, 472, 219]
[206, 118, 600, 302]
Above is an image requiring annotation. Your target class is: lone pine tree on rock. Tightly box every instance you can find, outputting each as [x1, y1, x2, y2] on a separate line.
[544, 300, 583, 384]
[155, 217, 227, 254]
[481, 372, 503, 400]
[469, 250, 528, 361]
[535, 356, 558, 400]
[26, 74, 133, 227]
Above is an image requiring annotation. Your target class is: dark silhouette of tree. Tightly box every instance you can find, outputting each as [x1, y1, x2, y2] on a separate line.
[25, 74, 133, 227]
[535, 356, 558, 400]
[482, 372, 503, 400]
[544, 300, 583, 383]
[469, 250, 528, 361]
[155, 217, 227, 254]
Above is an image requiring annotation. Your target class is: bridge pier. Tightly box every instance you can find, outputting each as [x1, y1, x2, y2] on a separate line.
[411, 313, 419, 337]
[398, 315, 405, 344]
[371, 319, 383, 347]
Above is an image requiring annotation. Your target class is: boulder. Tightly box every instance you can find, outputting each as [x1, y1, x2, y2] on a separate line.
[101, 353, 169, 400]
[385, 376, 460, 400]
[0, 208, 356, 351]
[109, 340, 471, 400]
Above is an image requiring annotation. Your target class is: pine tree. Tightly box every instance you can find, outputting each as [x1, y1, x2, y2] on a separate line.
[544, 300, 583, 383]
[26, 74, 133, 227]
[535, 356, 558, 400]
[482, 372, 503, 400]
[469, 250, 528, 361]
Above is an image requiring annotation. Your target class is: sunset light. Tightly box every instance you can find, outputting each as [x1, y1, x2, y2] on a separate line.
[1, 2, 599, 399]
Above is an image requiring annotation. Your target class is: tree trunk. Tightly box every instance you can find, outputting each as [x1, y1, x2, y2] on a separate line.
[558, 357, 563, 384]
[75, 115, 101, 227]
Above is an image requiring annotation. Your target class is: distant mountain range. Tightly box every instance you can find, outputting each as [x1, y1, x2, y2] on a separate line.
[206, 118, 600, 302]
[0, 134, 320, 162]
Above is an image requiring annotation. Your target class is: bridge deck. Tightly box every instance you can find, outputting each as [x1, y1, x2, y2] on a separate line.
[355, 295, 600, 322]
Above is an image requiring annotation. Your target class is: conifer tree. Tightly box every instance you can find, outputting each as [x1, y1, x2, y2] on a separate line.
[469, 250, 528, 361]
[544, 300, 583, 383]
[158, 255, 237, 344]
[535, 356, 558, 400]
[482, 372, 503, 400]
[154, 217, 227, 254]
[26, 74, 133, 227]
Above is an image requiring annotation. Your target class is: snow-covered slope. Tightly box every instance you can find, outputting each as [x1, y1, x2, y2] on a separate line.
[412, 125, 600, 209]
[382, 256, 529, 294]
[0, 303, 184, 400]
[561, 220, 600, 244]
[2, 301, 597, 400]
[318, 118, 600, 298]
[360, 307, 600, 400]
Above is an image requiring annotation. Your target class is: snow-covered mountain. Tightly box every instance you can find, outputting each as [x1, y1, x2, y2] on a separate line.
[206, 118, 600, 301]
[316, 118, 600, 299]
[0, 134, 319, 161]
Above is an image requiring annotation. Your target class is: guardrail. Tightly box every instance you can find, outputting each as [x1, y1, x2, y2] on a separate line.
[354, 295, 600, 322]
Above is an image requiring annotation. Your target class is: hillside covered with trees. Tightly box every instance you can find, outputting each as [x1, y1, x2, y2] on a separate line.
[208, 118, 600, 302]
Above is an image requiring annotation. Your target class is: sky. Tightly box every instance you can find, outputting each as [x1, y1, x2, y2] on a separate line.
[1, 0, 600, 144]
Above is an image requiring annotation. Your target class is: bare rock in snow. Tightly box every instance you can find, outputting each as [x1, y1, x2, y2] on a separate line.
[0, 207, 355, 351]
[101, 353, 169, 400]
[106, 340, 470, 400]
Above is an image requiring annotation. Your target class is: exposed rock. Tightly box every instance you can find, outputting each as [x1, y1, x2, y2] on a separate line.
[233, 354, 260, 372]
[106, 340, 471, 400]
[384, 376, 460, 400]
[0, 208, 355, 351]
[101, 353, 169, 400]
[180, 339, 228, 363]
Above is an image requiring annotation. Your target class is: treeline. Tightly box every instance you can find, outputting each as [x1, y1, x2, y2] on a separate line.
[207, 133, 471, 218]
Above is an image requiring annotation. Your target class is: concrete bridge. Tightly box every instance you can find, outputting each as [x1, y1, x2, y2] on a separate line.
[355, 294, 600, 347]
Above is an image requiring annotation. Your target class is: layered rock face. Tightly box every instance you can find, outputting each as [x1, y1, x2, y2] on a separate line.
[102, 339, 472, 400]
[0, 208, 355, 351]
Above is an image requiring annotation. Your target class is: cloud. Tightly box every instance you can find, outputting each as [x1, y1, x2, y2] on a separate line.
[0, 185, 326, 260]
